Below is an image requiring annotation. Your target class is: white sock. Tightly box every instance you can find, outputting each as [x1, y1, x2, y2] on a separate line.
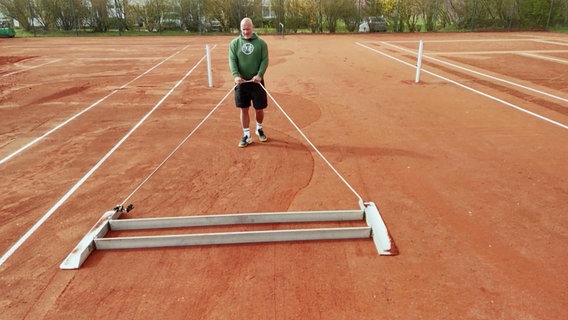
[256, 123, 262, 131]
[243, 128, 250, 137]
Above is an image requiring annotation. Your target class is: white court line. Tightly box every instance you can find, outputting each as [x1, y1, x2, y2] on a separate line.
[0, 45, 190, 166]
[385, 39, 536, 44]
[356, 42, 568, 131]
[1, 59, 62, 77]
[75, 57, 165, 61]
[379, 41, 568, 104]
[120, 81, 233, 206]
[532, 39, 568, 46]
[518, 52, 568, 64]
[427, 49, 568, 55]
[0, 46, 214, 267]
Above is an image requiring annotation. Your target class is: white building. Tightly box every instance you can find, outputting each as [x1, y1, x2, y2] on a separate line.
[262, 0, 276, 19]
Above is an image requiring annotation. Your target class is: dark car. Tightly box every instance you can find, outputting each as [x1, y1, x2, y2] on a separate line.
[368, 16, 387, 32]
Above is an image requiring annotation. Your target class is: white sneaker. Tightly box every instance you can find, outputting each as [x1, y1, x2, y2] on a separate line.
[256, 129, 267, 142]
[238, 135, 252, 147]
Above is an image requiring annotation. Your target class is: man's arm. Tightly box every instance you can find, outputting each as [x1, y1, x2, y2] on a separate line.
[228, 40, 240, 78]
[257, 40, 269, 78]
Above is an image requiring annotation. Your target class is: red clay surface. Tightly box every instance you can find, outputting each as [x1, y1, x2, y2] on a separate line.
[1, 32, 567, 319]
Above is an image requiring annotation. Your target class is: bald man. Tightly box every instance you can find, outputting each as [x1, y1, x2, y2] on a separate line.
[229, 17, 269, 148]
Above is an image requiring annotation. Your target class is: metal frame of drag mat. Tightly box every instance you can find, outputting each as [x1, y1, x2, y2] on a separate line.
[60, 81, 398, 270]
[60, 202, 397, 269]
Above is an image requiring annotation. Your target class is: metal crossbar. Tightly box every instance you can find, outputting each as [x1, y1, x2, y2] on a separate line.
[109, 210, 363, 230]
[60, 202, 397, 270]
[95, 227, 372, 250]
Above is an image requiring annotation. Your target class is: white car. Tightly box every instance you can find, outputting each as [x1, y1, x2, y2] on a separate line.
[359, 16, 388, 32]
[358, 22, 370, 32]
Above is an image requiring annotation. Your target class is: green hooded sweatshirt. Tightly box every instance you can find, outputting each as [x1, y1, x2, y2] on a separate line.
[229, 33, 269, 80]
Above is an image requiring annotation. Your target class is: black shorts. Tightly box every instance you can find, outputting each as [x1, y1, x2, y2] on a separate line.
[234, 81, 268, 110]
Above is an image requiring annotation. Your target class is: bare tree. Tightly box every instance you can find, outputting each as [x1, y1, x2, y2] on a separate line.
[0, 0, 35, 31]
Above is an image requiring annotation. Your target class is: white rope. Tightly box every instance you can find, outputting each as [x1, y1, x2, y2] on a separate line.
[258, 82, 364, 204]
[121, 81, 365, 207]
[120, 85, 236, 206]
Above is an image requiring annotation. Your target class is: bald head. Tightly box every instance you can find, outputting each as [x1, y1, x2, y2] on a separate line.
[240, 17, 254, 39]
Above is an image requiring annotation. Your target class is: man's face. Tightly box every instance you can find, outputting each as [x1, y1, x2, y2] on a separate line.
[241, 21, 253, 39]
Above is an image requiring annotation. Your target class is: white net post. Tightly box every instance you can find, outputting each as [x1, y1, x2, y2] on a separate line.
[206, 44, 213, 87]
[415, 40, 424, 83]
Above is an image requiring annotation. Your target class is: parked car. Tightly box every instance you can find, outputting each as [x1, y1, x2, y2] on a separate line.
[0, 20, 16, 38]
[366, 16, 388, 32]
[199, 18, 221, 32]
[209, 19, 221, 32]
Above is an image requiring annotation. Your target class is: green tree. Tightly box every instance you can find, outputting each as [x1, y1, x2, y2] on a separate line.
[341, 0, 359, 32]
[203, 0, 262, 32]
[392, 0, 420, 31]
[37, 0, 85, 31]
[179, 0, 201, 31]
[283, 0, 304, 33]
[517, 0, 555, 28]
[415, 0, 440, 31]
[321, 0, 351, 32]
[129, 0, 162, 32]
[364, 0, 384, 17]
[280, 0, 317, 33]
[87, 0, 111, 31]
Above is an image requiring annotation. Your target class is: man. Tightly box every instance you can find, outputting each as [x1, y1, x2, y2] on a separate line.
[229, 17, 269, 148]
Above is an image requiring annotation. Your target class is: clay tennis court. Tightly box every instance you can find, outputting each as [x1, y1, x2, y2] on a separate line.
[1, 32, 567, 319]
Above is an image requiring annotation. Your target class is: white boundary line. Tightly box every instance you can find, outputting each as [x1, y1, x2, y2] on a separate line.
[378, 41, 568, 104]
[355, 42, 568, 131]
[1, 58, 62, 77]
[385, 38, 568, 45]
[532, 39, 568, 46]
[0, 46, 213, 267]
[426, 49, 568, 55]
[120, 80, 233, 206]
[517, 52, 568, 64]
[385, 39, 533, 43]
[0, 45, 190, 166]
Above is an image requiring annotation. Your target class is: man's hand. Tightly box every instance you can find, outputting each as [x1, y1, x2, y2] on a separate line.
[235, 76, 262, 84]
[234, 76, 245, 84]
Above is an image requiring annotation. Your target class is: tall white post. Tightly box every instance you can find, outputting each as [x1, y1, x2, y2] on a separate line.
[206, 44, 213, 88]
[415, 40, 424, 83]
